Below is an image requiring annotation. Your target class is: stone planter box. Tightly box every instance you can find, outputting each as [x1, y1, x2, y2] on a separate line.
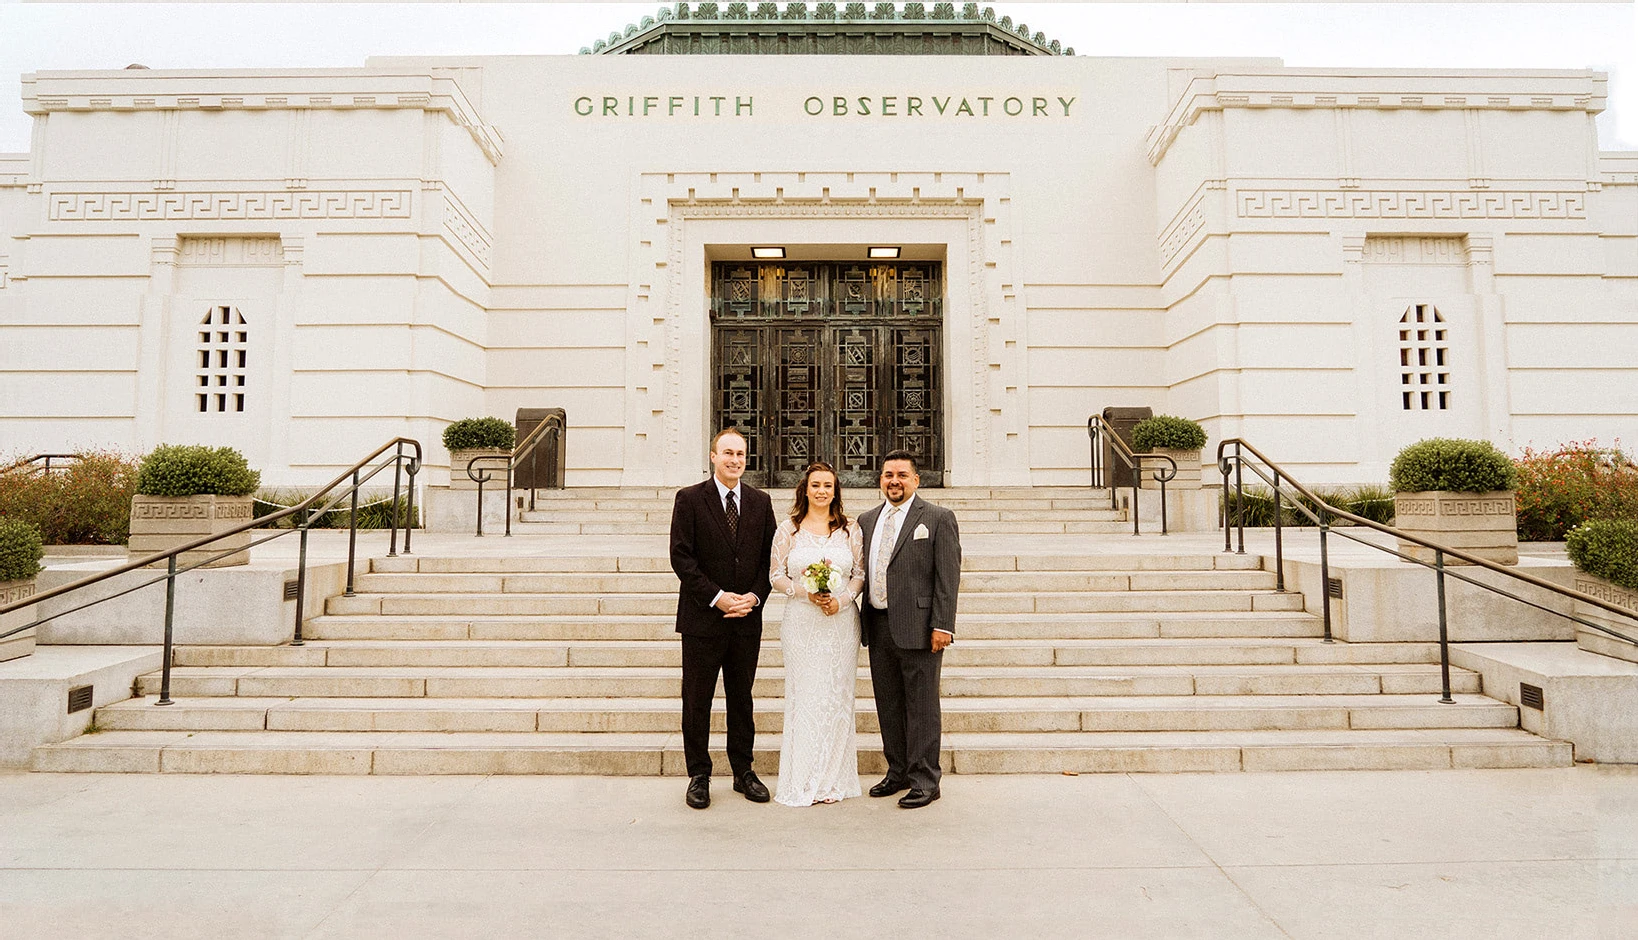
[1141, 448, 1202, 490]
[128, 494, 254, 569]
[449, 449, 513, 491]
[1572, 572, 1638, 665]
[0, 576, 39, 662]
[1393, 490, 1518, 565]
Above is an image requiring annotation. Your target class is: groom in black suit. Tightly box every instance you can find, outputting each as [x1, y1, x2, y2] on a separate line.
[858, 449, 961, 809]
[669, 428, 777, 810]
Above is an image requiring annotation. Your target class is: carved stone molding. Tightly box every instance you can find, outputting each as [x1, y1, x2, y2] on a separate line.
[1361, 236, 1467, 265]
[1158, 194, 1208, 270]
[441, 192, 494, 270]
[1237, 189, 1585, 220]
[178, 236, 285, 266]
[48, 190, 413, 221]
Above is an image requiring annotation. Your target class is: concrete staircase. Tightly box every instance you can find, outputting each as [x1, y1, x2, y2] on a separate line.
[35, 489, 1569, 774]
[512, 486, 1135, 535]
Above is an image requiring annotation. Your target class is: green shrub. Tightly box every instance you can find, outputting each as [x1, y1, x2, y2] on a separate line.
[1566, 518, 1638, 592]
[1514, 441, 1638, 542]
[442, 417, 516, 452]
[254, 489, 420, 530]
[0, 517, 44, 582]
[1132, 415, 1207, 451]
[1389, 438, 1517, 494]
[0, 451, 140, 545]
[1222, 483, 1396, 528]
[136, 445, 260, 497]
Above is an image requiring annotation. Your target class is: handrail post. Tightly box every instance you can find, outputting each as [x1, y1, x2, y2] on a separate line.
[475, 472, 486, 538]
[1234, 442, 1245, 554]
[388, 445, 404, 557]
[403, 456, 417, 555]
[1435, 549, 1454, 704]
[1272, 468, 1285, 592]
[344, 468, 360, 597]
[1222, 449, 1232, 553]
[504, 459, 514, 538]
[1159, 475, 1169, 535]
[1318, 520, 1333, 643]
[292, 520, 309, 647]
[156, 555, 177, 706]
[1130, 458, 1141, 536]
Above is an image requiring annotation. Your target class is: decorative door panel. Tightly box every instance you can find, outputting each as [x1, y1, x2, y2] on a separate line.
[711, 262, 943, 489]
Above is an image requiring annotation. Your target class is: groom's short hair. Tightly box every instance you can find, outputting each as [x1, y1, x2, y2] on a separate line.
[882, 449, 919, 473]
[711, 427, 747, 452]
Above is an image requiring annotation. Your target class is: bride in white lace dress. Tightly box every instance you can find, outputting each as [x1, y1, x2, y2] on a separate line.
[769, 461, 865, 807]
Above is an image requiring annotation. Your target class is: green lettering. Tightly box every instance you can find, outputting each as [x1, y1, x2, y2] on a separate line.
[805, 96, 824, 116]
[643, 96, 658, 115]
[1032, 97, 1047, 116]
[834, 96, 849, 116]
[604, 97, 618, 116]
[933, 96, 950, 115]
[857, 96, 871, 116]
[1004, 96, 1023, 116]
[907, 96, 923, 116]
[882, 96, 897, 116]
[1058, 96, 1076, 116]
[669, 96, 684, 116]
[711, 96, 726, 115]
[955, 98, 974, 116]
[574, 96, 592, 116]
[978, 96, 993, 116]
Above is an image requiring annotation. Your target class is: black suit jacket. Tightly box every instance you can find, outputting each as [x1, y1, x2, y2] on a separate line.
[858, 496, 961, 650]
[669, 478, 777, 638]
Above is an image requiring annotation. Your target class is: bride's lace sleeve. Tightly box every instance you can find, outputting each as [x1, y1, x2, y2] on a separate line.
[769, 519, 796, 597]
[836, 521, 866, 606]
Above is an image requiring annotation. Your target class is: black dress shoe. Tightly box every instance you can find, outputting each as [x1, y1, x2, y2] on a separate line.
[869, 777, 911, 798]
[898, 787, 940, 809]
[685, 774, 710, 809]
[733, 771, 770, 803]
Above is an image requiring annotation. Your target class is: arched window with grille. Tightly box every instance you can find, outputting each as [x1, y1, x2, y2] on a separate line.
[1398, 303, 1450, 411]
[196, 305, 248, 413]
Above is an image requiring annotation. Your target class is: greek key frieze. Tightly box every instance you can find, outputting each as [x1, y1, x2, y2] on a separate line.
[1237, 189, 1585, 220]
[0, 581, 37, 605]
[1394, 499, 1437, 516]
[49, 190, 412, 221]
[215, 503, 255, 520]
[1576, 578, 1638, 613]
[132, 502, 210, 520]
[1436, 497, 1515, 517]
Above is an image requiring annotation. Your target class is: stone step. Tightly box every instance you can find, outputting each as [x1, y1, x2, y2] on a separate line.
[524, 486, 1120, 501]
[303, 611, 1325, 641]
[134, 663, 1483, 699]
[95, 693, 1518, 734]
[32, 727, 1569, 775]
[369, 553, 1266, 575]
[323, 589, 1305, 618]
[346, 569, 1279, 595]
[516, 497, 1124, 512]
[173, 638, 1438, 669]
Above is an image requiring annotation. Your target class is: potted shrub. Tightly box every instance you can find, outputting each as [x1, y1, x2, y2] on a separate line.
[1389, 438, 1519, 565]
[128, 445, 261, 568]
[0, 517, 44, 662]
[1566, 518, 1638, 664]
[1132, 415, 1207, 490]
[444, 417, 516, 491]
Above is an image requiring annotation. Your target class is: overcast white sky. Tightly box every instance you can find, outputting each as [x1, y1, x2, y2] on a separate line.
[0, 2, 1633, 152]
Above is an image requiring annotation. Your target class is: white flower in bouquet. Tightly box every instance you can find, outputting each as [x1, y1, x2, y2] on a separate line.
[801, 559, 842, 595]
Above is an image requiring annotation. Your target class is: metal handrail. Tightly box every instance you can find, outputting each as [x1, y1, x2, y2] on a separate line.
[466, 413, 566, 537]
[1217, 437, 1638, 703]
[0, 438, 422, 705]
[1087, 414, 1178, 535]
[1, 453, 83, 475]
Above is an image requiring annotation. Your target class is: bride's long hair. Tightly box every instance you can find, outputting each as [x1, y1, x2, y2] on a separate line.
[790, 461, 848, 534]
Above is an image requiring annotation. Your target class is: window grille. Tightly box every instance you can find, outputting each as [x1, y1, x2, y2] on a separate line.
[1398, 304, 1449, 411]
[196, 305, 247, 413]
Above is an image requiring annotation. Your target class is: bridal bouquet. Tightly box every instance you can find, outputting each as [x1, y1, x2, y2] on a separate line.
[801, 559, 843, 596]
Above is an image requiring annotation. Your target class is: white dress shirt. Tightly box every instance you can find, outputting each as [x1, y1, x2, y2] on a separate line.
[709, 476, 754, 610]
[868, 494, 952, 638]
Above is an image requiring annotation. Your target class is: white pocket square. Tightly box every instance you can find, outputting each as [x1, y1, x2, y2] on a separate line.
[913, 523, 930, 540]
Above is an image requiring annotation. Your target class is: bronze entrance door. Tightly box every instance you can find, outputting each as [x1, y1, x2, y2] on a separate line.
[711, 262, 943, 489]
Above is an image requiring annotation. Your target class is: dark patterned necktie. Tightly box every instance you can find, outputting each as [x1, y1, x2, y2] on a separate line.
[725, 490, 739, 541]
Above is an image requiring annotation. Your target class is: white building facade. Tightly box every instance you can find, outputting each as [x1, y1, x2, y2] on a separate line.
[1, 5, 1634, 488]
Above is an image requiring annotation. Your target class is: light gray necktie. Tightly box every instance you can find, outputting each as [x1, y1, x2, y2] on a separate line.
[871, 505, 899, 608]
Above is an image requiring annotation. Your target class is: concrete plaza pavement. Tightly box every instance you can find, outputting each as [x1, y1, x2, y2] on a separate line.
[0, 767, 1633, 939]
